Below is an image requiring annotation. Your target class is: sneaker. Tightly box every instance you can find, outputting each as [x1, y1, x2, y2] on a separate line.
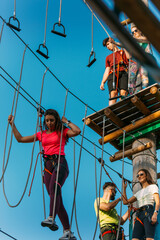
[59, 230, 77, 240]
[41, 217, 58, 231]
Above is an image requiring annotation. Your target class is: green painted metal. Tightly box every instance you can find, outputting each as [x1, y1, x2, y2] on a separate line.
[119, 119, 160, 146]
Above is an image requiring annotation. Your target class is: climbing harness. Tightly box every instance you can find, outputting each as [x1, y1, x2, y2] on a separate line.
[51, 0, 66, 37]
[87, 10, 96, 67]
[37, 0, 49, 59]
[6, 0, 21, 32]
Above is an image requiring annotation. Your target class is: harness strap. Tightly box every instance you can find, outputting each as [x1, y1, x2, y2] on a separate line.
[135, 216, 144, 226]
[102, 230, 116, 237]
[55, 181, 62, 188]
[44, 168, 52, 175]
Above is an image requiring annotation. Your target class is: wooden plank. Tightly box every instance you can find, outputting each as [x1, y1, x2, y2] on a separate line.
[110, 141, 152, 162]
[114, 0, 160, 53]
[121, 18, 132, 26]
[85, 118, 102, 136]
[150, 86, 160, 102]
[99, 110, 160, 145]
[131, 95, 151, 115]
[104, 108, 125, 128]
[119, 119, 160, 145]
[151, 0, 160, 11]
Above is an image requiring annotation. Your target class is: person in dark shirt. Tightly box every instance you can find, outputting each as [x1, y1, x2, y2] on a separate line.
[100, 37, 129, 105]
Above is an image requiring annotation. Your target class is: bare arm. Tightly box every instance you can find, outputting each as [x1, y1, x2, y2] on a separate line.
[99, 198, 121, 211]
[61, 116, 81, 138]
[100, 67, 110, 90]
[8, 115, 35, 143]
[151, 193, 160, 224]
[122, 180, 137, 205]
[120, 207, 130, 225]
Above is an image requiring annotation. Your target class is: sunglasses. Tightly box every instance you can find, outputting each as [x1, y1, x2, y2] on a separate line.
[110, 188, 117, 194]
[131, 29, 138, 35]
[137, 173, 144, 178]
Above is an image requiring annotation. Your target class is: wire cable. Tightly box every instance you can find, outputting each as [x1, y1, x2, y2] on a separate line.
[70, 105, 88, 231]
[73, 138, 82, 240]
[52, 89, 68, 222]
[0, 19, 4, 42]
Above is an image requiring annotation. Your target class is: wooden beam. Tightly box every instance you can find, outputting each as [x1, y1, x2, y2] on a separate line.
[85, 118, 102, 136]
[151, 0, 160, 11]
[99, 110, 160, 145]
[150, 86, 160, 102]
[104, 108, 125, 128]
[114, 0, 160, 53]
[110, 141, 152, 162]
[131, 95, 151, 115]
[121, 18, 132, 26]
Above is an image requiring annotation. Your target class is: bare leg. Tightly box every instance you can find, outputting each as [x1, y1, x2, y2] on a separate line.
[109, 90, 118, 106]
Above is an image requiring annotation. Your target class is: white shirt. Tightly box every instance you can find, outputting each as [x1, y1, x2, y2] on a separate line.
[134, 184, 159, 208]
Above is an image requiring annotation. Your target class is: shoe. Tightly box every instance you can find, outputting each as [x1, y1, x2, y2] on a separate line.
[41, 217, 59, 231]
[59, 230, 77, 240]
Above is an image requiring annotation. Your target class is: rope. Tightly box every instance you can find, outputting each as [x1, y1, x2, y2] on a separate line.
[92, 144, 98, 240]
[39, 142, 46, 220]
[83, 0, 110, 37]
[69, 105, 88, 230]
[73, 138, 82, 240]
[0, 20, 4, 42]
[43, 0, 49, 46]
[2, 65, 47, 207]
[52, 89, 68, 222]
[113, 45, 116, 90]
[0, 66, 45, 111]
[116, 130, 125, 240]
[91, 10, 94, 51]
[0, 44, 28, 183]
[28, 152, 42, 196]
[0, 74, 38, 109]
[14, 0, 16, 19]
[38, 114, 47, 220]
[93, 117, 105, 240]
[58, 0, 62, 24]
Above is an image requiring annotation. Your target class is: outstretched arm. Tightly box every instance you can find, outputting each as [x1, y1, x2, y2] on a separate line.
[120, 206, 131, 225]
[122, 180, 137, 205]
[8, 115, 35, 143]
[100, 67, 110, 90]
[62, 116, 81, 138]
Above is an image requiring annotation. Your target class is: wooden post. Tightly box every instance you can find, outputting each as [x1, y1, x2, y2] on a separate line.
[132, 132, 157, 201]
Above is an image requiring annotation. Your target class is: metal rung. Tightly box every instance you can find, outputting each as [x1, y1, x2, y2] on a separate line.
[36, 44, 49, 59]
[7, 16, 21, 32]
[51, 22, 66, 38]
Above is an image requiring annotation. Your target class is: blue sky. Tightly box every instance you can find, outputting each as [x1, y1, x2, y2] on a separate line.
[0, 0, 160, 240]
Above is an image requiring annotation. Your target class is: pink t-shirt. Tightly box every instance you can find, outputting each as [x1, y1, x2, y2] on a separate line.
[36, 128, 69, 155]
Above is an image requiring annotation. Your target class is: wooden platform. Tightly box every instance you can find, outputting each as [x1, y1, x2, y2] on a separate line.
[84, 83, 160, 151]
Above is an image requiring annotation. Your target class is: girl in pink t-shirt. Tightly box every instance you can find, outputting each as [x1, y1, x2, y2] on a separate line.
[8, 109, 81, 240]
